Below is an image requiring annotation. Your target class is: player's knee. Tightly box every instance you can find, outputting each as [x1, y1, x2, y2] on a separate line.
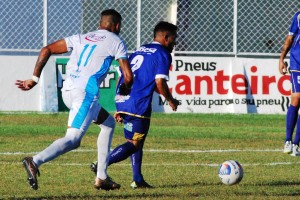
[127, 139, 142, 150]
[65, 128, 83, 149]
[100, 115, 116, 129]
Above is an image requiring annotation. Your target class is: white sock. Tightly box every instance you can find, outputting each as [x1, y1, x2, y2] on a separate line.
[96, 115, 115, 180]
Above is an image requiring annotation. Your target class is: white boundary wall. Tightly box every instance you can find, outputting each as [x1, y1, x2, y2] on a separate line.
[0, 56, 58, 112]
[0, 55, 290, 114]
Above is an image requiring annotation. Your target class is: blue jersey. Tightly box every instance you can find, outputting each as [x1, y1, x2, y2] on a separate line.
[115, 42, 172, 118]
[289, 11, 300, 71]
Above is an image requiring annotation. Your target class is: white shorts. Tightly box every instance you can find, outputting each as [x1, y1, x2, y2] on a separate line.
[62, 89, 101, 131]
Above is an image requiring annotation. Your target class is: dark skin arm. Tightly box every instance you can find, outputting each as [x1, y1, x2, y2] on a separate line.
[15, 39, 68, 91]
[113, 60, 133, 123]
[155, 78, 179, 111]
[118, 58, 133, 89]
[279, 35, 294, 75]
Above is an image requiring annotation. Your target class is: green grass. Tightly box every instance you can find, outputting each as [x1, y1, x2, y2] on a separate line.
[1, 112, 299, 199]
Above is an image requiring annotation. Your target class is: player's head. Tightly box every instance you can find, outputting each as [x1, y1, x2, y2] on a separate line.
[153, 21, 177, 52]
[99, 9, 122, 35]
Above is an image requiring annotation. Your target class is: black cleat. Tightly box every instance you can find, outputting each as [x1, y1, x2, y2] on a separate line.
[94, 177, 121, 191]
[22, 157, 40, 190]
[130, 180, 154, 189]
[90, 161, 97, 175]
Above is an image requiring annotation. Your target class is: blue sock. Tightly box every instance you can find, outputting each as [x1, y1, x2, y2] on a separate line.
[108, 142, 137, 165]
[286, 105, 299, 141]
[294, 118, 300, 146]
[130, 149, 143, 182]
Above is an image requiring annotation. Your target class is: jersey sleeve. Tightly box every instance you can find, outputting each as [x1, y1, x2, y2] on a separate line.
[289, 12, 300, 36]
[64, 34, 80, 52]
[155, 50, 172, 81]
[114, 39, 128, 60]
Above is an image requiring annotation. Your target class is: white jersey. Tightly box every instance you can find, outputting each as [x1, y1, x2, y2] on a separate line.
[62, 29, 127, 96]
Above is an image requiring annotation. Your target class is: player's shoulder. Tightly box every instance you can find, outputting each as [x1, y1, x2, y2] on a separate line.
[82, 29, 123, 43]
[293, 11, 300, 19]
[144, 42, 170, 56]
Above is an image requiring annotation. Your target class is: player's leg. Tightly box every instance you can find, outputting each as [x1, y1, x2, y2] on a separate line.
[284, 72, 300, 153]
[93, 107, 120, 190]
[23, 89, 94, 190]
[286, 71, 300, 155]
[130, 141, 153, 189]
[90, 115, 151, 188]
[129, 118, 153, 189]
[108, 115, 140, 165]
[32, 89, 94, 165]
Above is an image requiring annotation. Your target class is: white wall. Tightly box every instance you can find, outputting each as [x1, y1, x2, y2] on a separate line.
[0, 55, 57, 112]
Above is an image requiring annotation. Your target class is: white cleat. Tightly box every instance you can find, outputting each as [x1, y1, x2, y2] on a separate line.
[283, 141, 292, 154]
[291, 144, 300, 156]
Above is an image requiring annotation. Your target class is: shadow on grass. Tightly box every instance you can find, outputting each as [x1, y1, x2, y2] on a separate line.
[246, 180, 300, 187]
[14, 181, 214, 199]
[16, 193, 178, 200]
[159, 180, 219, 189]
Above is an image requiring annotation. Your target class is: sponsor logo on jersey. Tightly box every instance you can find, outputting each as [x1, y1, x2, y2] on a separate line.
[136, 46, 157, 53]
[115, 94, 130, 102]
[85, 34, 106, 42]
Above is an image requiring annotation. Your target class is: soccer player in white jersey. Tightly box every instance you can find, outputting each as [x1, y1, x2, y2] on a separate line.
[15, 9, 133, 191]
[91, 21, 180, 188]
[279, 11, 300, 156]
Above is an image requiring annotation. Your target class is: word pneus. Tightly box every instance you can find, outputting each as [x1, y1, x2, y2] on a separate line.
[174, 60, 216, 71]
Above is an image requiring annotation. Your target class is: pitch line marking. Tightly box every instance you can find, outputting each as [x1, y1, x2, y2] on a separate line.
[0, 148, 283, 155]
[0, 161, 299, 167]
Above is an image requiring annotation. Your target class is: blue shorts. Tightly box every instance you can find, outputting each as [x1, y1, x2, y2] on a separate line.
[290, 71, 300, 93]
[122, 114, 150, 141]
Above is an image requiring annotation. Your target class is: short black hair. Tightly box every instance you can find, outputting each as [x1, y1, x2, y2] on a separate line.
[101, 9, 122, 24]
[154, 21, 177, 38]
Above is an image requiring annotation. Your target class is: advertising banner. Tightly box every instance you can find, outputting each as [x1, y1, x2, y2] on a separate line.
[152, 57, 291, 114]
[56, 58, 119, 112]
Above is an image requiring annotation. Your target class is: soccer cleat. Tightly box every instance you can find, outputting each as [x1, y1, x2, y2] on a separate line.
[94, 177, 121, 191]
[283, 141, 292, 154]
[130, 180, 154, 189]
[22, 157, 40, 190]
[90, 161, 97, 175]
[291, 144, 300, 156]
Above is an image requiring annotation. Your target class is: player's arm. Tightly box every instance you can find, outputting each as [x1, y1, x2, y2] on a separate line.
[279, 35, 293, 75]
[15, 39, 68, 91]
[117, 58, 133, 95]
[155, 78, 179, 111]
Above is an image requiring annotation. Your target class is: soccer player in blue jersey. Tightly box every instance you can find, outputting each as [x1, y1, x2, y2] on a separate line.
[15, 9, 133, 190]
[91, 21, 180, 188]
[279, 11, 300, 156]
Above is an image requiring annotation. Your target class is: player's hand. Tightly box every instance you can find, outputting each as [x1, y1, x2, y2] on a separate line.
[15, 79, 37, 91]
[114, 112, 123, 123]
[279, 60, 288, 75]
[169, 98, 180, 111]
[118, 83, 131, 95]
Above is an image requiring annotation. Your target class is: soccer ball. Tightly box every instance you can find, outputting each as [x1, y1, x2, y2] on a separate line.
[218, 160, 243, 185]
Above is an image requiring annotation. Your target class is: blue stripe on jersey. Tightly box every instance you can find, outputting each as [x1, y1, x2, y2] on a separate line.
[77, 44, 89, 66]
[71, 56, 113, 129]
[96, 56, 114, 78]
[85, 56, 114, 95]
[84, 45, 97, 66]
[71, 92, 94, 129]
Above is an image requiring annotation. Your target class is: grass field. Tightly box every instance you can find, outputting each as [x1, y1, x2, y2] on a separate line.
[1, 112, 300, 199]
